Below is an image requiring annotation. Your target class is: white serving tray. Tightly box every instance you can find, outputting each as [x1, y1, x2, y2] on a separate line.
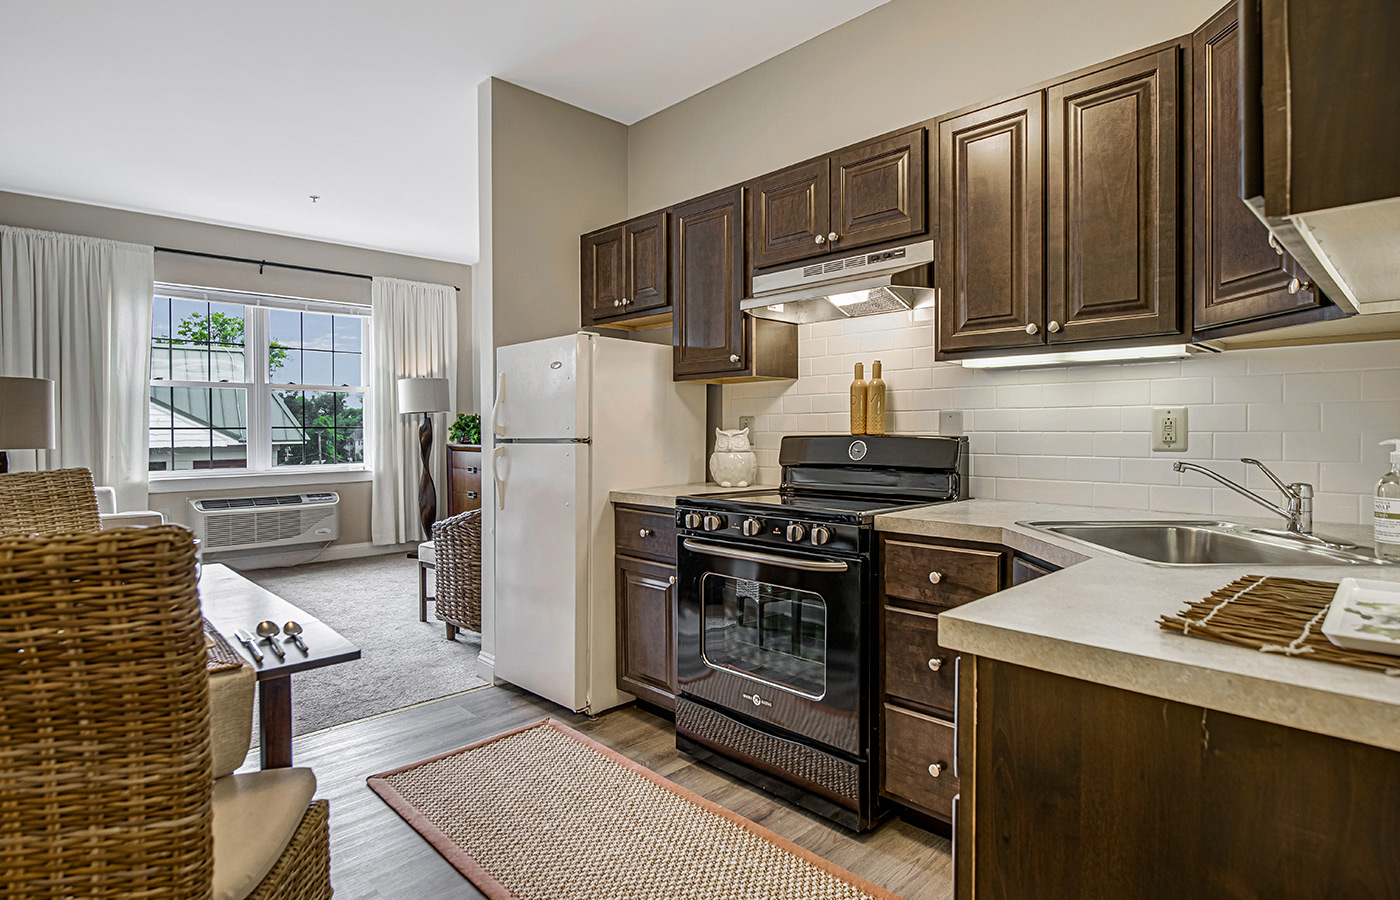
[1322, 578, 1400, 657]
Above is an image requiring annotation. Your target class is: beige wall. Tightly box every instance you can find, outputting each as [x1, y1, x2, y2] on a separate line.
[626, 0, 1224, 215]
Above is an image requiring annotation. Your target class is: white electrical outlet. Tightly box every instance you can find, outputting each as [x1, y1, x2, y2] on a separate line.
[738, 415, 755, 432]
[1153, 407, 1188, 452]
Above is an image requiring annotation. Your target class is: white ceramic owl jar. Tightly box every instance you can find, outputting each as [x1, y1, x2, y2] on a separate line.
[710, 427, 758, 487]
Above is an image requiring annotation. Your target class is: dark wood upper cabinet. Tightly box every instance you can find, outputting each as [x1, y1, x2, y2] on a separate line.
[672, 187, 748, 378]
[580, 225, 625, 324]
[937, 95, 1045, 353]
[624, 211, 668, 314]
[1046, 47, 1181, 343]
[750, 127, 926, 269]
[1191, 2, 1321, 331]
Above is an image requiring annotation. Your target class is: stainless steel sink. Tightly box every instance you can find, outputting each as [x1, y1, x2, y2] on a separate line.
[1019, 520, 1390, 567]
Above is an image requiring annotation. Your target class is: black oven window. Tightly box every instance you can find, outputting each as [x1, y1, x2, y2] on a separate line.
[699, 574, 826, 699]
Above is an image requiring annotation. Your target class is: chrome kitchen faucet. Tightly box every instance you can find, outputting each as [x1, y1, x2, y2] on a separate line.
[1173, 458, 1357, 549]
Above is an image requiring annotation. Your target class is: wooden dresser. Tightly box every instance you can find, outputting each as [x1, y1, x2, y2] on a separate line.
[446, 444, 482, 516]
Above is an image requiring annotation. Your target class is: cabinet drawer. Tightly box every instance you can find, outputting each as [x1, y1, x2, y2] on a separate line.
[450, 467, 482, 495]
[614, 507, 678, 563]
[450, 449, 482, 471]
[883, 606, 956, 716]
[883, 539, 1004, 608]
[882, 703, 958, 819]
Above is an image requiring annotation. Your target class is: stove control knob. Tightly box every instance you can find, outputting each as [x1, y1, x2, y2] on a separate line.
[741, 518, 763, 536]
[785, 523, 806, 542]
[683, 513, 702, 529]
[702, 515, 724, 532]
[810, 526, 831, 546]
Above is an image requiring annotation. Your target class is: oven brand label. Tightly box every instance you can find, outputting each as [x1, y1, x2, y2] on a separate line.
[743, 692, 773, 709]
[848, 440, 867, 461]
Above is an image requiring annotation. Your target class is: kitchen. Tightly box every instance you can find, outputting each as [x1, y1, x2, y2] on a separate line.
[478, 0, 1400, 896]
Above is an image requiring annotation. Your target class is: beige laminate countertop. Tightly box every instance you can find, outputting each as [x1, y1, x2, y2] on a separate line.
[878, 499, 1399, 753]
[609, 482, 778, 508]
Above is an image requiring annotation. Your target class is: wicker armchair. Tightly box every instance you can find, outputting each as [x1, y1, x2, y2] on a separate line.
[0, 526, 332, 900]
[430, 509, 482, 639]
[0, 466, 101, 533]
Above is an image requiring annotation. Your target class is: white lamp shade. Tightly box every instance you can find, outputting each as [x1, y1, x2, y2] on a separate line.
[0, 377, 56, 450]
[397, 377, 450, 415]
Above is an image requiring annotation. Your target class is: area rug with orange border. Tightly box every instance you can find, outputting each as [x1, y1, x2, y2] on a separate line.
[367, 718, 903, 900]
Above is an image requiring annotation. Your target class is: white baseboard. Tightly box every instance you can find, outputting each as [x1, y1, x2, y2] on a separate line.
[216, 540, 417, 571]
[476, 651, 496, 683]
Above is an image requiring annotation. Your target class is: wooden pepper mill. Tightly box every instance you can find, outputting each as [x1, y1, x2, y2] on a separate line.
[866, 360, 886, 435]
[850, 362, 867, 435]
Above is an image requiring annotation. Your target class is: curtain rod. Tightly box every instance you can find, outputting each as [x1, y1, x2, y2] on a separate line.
[153, 246, 461, 292]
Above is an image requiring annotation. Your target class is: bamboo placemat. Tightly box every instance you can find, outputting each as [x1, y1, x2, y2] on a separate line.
[1159, 575, 1400, 675]
[203, 618, 244, 672]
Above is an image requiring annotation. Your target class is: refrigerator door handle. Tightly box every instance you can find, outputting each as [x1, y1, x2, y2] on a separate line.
[491, 373, 506, 436]
[492, 446, 508, 510]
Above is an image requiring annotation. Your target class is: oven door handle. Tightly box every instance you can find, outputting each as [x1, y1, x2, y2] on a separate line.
[682, 539, 849, 572]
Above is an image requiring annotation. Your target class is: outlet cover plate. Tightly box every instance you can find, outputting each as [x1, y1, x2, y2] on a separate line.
[1153, 407, 1188, 452]
[939, 410, 964, 435]
[738, 416, 755, 433]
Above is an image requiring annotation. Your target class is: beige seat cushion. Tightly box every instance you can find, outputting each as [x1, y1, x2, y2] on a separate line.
[212, 768, 318, 900]
[418, 540, 435, 565]
[209, 663, 255, 778]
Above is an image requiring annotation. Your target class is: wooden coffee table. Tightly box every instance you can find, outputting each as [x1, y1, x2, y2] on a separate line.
[200, 563, 361, 769]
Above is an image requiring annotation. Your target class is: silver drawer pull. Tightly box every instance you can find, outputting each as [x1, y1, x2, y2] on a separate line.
[465, 466, 478, 474]
[928, 657, 943, 672]
[639, 528, 653, 537]
[466, 491, 479, 499]
[928, 571, 943, 584]
[668, 575, 677, 585]
[928, 762, 945, 778]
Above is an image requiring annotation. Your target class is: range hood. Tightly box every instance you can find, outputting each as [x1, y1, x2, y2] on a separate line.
[742, 240, 936, 325]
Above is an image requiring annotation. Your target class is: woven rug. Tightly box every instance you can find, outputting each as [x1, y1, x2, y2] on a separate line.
[367, 719, 902, 900]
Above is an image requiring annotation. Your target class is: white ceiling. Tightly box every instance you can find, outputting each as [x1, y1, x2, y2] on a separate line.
[0, 0, 890, 265]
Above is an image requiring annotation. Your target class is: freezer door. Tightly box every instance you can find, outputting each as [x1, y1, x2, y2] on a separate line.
[494, 333, 591, 440]
[493, 441, 593, 712]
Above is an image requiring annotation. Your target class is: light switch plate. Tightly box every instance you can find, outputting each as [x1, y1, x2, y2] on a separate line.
[939, 410, 964, 435]
[738, 415, 755, 433]
[1153, 407, 1188, 452]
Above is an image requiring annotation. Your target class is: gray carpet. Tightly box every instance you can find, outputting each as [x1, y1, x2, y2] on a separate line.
[239, 553, 488, 740]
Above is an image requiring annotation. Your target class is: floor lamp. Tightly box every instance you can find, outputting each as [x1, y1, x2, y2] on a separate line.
[397, 377, 450, 539]
[0, 377, 56, 473]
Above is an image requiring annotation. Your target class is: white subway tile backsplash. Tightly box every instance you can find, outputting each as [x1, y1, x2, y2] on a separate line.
[724, 335, 1400, 525]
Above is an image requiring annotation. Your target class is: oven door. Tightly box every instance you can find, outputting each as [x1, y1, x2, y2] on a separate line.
[676, 537, 867, 756]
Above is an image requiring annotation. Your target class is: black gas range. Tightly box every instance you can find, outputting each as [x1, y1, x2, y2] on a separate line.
[672, 434, 968, 831]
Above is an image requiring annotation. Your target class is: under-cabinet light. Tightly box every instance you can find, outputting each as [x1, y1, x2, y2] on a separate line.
[958, 343, 1211, 368]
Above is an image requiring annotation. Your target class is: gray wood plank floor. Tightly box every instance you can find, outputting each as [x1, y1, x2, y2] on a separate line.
[282, 683, 952, 899]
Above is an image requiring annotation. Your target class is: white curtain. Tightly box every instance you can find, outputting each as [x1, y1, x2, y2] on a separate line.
[0, 226, 154, 510]
[370, 277, 458, 545]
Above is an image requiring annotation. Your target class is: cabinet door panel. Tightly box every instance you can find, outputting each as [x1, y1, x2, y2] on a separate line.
[625, 211, 669, 314]
[672, 187, 747, 377]
[937, 95, 1045, 353]
[1046, 48, 1180, 343]
[1192, 5, 1320, 330]
[832, 127, 926, 251]
[615, 556, 676, 710]
[751, 159, 830, 269]
[581, 226, 626, 323]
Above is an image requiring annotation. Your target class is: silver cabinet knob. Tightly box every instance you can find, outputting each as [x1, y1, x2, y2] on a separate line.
[683, 513, 702, 529]
[928, 571, 943, 584]
[702, 515, 723, 532]
[814, 234, 827, 245]
[1269, 233, 1284, 255]
[810, 526, 830, 546]
[1048, 320, 1061, 333]
[1025, 323, 1039, 335]
[613, 300, 621, 307]
[1288, 277, 1311, 294]
[621, 296, 629, 305]
[668, 575, 677, 585]
[828, 232, 839, 242]
[785, 523, 806, 542]
[741, 518, 762, 537]
[639, 528, 653, 538]
[729, 354, 740, 363]
[928, 762, 945, 778]
[928, 657, 944, 672]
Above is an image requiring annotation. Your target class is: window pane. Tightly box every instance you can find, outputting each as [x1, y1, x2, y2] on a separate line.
[207, 388, 247, 430]
[150, 344, 172, 381]
[170, 346, 211, 382]
[332, 351, 361, 386]
[170, 298, 206, 339]
[210, 344, 246, 382]
[270, 309, 301, 347]
[171, 429, 212, 470]
[273, 348, 302, 384]
[333, 315, 362, 352]
[207, 302, 245, 346]
[302, 350, 333, 385]
[340, 428, 365, 464]
[302, 311, 333, 350]
[272, 389, 363, 466]
[152, 296, 171, 338]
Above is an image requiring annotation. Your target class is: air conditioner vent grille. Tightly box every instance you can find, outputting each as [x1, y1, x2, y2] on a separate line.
[190, 492, 339, 553]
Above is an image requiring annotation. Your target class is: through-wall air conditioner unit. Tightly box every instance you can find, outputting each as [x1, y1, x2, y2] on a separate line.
[189, 492, 339, 553]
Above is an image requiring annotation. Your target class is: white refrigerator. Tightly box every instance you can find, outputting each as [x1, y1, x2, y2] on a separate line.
[491, 333, 705, 714]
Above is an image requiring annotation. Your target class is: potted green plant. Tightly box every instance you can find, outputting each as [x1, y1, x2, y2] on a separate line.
[448, 413, 481, 446]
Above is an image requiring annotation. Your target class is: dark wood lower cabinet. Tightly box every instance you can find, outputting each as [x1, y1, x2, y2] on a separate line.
[615, 555, 676, 711]
[956, 657, 1400, 899]
[447, 444, 482, 516]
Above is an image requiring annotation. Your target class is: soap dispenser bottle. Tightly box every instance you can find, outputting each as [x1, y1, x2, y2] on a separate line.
[1377, 439, 1400, 560]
